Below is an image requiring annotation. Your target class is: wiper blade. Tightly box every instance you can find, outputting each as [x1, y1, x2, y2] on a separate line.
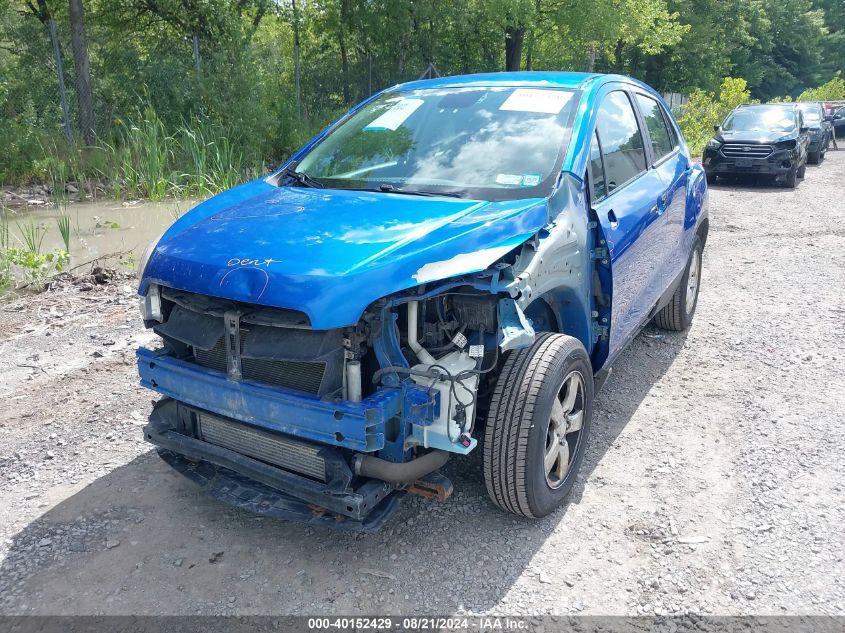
[281, 167, 323, 188]
[376, 183, 463, 198]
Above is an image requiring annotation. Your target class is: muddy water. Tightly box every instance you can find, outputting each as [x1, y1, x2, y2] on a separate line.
[7, 198, 196, 267]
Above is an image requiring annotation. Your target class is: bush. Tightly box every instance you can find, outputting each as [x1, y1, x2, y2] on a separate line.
[797, 73, 845, 102]
[677, 77, 752, 155]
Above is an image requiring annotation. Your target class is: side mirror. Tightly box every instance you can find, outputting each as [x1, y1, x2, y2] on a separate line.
[713, 124, 721, 132]
[799, 126, 809, 134]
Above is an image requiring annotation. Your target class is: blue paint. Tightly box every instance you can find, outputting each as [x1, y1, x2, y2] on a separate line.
[138, 347, 437, 453]
[141, 185, 547, 329]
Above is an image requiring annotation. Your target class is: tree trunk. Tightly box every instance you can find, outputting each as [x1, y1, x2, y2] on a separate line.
[505, 26, 525, 71]
[33, 0, 73, 144]
[68, 0, 95, 145]
[291, 0, 301, 118]
[586, 47, 596, 72]
[613, 39, 626, 73]
[338, 0, 351, 104]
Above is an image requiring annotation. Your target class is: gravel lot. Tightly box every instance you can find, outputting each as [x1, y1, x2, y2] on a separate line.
[1, 153, 843, 617]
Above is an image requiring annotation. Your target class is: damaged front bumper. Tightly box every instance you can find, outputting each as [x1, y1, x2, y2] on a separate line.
[138, 347, 433, 453]
[145, 399, 402, 530]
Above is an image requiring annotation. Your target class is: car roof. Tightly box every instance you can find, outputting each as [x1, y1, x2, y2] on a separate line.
[389, 71, 625, 93]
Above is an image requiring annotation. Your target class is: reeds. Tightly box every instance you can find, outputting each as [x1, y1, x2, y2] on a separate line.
[40, 106, 250, 201]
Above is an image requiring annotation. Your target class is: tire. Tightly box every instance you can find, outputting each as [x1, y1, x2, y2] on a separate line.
[653, 236, 703, 332]
[797, 161, 807, 178]
[782, 166, 798, 189]
[808, 151, 820, 165]
[483, 333, 594, 518]
[705, 170, 716, 185]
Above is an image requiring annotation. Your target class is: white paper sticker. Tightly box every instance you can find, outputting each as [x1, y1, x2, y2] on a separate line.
[522, 174, 541, 186]
[499, 89, 572, 114]
[452, 332, 468, 349]
[364, 98, 424, 131]
[496, 173, 524, 186]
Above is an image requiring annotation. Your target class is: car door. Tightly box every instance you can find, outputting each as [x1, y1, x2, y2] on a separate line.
[633, 92, 690, 289]
[590, 89, 669, 360]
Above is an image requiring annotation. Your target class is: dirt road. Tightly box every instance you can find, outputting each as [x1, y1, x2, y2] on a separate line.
[1, 154, 843, 617]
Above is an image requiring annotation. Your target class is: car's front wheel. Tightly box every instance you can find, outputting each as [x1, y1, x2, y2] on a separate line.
[483, 333, 593, 518]
[782, 165, 798, 189]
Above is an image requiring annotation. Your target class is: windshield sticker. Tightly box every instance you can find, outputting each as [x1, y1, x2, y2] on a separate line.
[495, 173, 524, 186]
[521, 174, 541, 186]
[499, 89, 572, 114]
[364, 98, 424, 131]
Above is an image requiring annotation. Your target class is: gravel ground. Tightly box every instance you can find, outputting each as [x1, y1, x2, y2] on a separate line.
[1, 154, 843, 617]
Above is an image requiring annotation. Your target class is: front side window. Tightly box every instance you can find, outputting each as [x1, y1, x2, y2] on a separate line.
[595, 91, 647, 193]
[293, 87, 579, 200]
[635, 94, 676, 161]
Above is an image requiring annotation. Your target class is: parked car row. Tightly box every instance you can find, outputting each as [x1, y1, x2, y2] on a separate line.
[703, 101, 839, 188]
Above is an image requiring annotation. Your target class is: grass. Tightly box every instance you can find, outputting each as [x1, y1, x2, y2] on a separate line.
[55, 201, 72, 252]
[16, 219, 46, 254]
[0, 206, 11, 288]
[36, 105, 256, 202]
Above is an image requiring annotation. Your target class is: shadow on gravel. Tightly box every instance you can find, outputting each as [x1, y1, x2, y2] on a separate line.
[0, 327, 688, 615]
[565, 325, 690, 505]
[707, 174, 796, 192]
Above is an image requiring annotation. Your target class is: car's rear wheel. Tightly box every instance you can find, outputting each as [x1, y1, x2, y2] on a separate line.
[797, 161, 807, 178]
[483, 333, 593, 518]
[808, 150, 820, 165]
[654, 236, 703, 332]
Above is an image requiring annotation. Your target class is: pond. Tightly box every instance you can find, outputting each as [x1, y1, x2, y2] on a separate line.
[2, 198, 196, 288]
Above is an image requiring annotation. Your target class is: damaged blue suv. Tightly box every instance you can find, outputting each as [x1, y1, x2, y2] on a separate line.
[137, 72, 708, 530]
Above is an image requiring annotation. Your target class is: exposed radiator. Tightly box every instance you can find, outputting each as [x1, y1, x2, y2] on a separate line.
[198, 412, 327, 482]
[193, 337, 326, 395]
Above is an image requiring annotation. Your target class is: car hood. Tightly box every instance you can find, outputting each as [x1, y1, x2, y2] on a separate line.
[141, 179, 548, 329]
[716, 130, 797, 144]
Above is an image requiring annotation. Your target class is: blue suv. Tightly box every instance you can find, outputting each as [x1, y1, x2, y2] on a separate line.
[137, 72, 708, 529]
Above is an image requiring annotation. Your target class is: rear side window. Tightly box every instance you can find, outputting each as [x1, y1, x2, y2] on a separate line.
[635, 94, 676, 161]
[589, 131, 607, 201]
[596, 91, 647, 192]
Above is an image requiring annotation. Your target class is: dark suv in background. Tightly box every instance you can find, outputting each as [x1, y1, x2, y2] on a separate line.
[825, 104, 845, 140]
[703, 103, 810, 188]
[795, 102, 830, 163]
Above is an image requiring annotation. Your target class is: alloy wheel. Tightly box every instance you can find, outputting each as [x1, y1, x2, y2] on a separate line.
[685, 249, 701, 315]
[544, 371, 586, 489]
